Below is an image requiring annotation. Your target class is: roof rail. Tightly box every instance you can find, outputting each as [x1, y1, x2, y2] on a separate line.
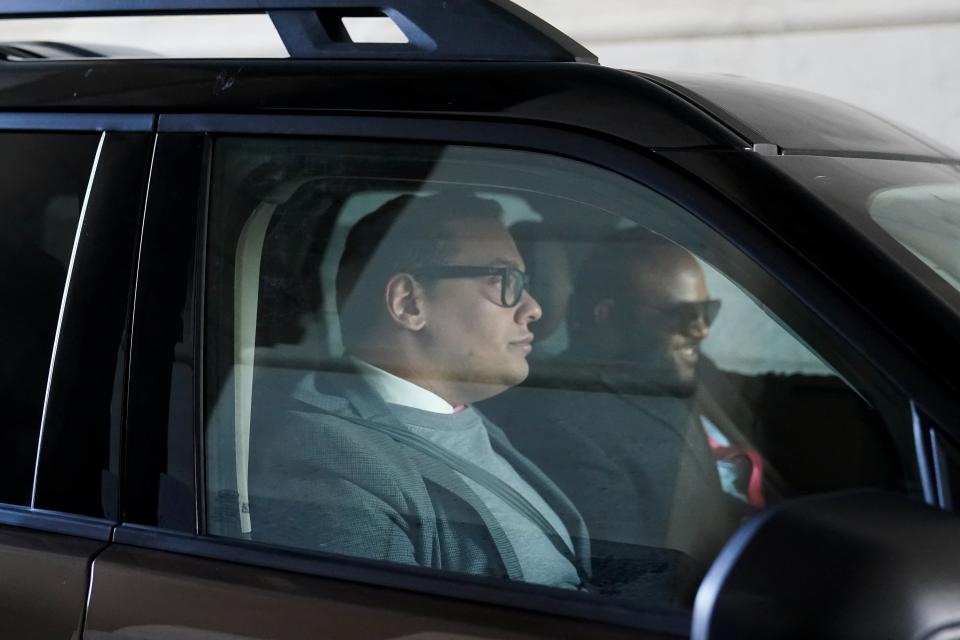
[0, 42, 104, 60]
[0, 1, 597, 63]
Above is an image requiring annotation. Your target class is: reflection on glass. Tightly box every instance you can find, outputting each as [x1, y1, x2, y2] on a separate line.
[870, 183, 960, 291]
[204, 138, 913, 610]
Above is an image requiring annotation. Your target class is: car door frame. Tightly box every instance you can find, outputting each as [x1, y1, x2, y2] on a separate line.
[0, 112, 154, 638]
[109, 111, 955, 639]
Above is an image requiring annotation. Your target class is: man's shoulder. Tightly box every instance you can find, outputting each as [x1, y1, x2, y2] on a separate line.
[260, 370, 405, 454]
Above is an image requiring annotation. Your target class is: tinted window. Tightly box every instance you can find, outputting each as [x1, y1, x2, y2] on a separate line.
[0, 132, 99, 506]
[203, 137, 915, 609]
[773, 157, 960, 316]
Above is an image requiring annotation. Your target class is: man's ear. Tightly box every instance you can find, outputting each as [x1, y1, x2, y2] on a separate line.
[385, 273, 427, 331]
[592, 298, 616, 327]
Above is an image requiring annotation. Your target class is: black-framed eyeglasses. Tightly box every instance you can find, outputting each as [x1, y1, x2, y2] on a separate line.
[410, 265, 531, 307]
[643, 299, 722, 332]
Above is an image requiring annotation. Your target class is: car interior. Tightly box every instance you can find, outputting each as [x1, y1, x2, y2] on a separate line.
[201, 136, 919, 608]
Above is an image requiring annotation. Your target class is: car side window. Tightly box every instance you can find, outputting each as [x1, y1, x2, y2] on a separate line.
[202, 136, 916, 609]
[0, 132, 99, 506]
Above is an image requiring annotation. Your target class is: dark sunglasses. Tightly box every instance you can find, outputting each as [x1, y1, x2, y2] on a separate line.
[643, 299, 722, 332]
[410, 265, 531, 307]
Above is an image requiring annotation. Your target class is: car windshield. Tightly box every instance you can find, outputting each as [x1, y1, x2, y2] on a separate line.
[868, 183, 960, 291]
[772, 156, 960, 308]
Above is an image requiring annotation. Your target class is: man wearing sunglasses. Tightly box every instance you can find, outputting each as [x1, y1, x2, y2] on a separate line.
[250, 191, 590, 591]
[564, 235, 723, 397]
[566, 229, 769, 498]
[481, 228, 755, 588]
[479, 226, 898, 602]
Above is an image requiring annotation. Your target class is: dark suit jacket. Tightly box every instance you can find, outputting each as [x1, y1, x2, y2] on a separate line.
[479, 362, 745, 573]
[246, 367, 591, 585]
[480, 353, 902, 577]
[695, 358, 901, 495]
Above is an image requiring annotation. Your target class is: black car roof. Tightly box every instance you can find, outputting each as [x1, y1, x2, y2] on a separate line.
[0, 59, 747, 150]
[0, 0, 955, 162]
[641, 71, 959, 162]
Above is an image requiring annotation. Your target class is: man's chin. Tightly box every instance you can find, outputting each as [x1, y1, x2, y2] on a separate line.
[455, 380, 514, 404]
[665, 361, 698, 395]
[487, 364, 529, 390]
[444, 364, 528, 402]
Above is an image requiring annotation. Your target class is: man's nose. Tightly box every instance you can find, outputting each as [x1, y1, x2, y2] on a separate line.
[516, 289, 543, 324]
[687, 314, 710, 341]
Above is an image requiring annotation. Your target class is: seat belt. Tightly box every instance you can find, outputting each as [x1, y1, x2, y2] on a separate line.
[304, 404, 589, 586]
[233, 201, 277, 536]
[233, 178, 325, 536]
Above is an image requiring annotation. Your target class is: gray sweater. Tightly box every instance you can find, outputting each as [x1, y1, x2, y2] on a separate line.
[390, 403, 580, 589]
[248, 369, 591, 587]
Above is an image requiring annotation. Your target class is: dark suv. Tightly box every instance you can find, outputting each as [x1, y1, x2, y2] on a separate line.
[3, 1, 960, 639]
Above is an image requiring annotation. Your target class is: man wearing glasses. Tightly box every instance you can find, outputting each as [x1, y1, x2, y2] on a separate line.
[250, 191, 589, 590]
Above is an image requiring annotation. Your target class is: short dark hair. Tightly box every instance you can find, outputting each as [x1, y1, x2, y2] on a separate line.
[567, 227, 684, 335]
[336, 191, 502, 346]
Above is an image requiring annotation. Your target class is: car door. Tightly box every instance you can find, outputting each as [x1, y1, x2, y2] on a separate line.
[0, 115, 152, 637]
[81, 113, 935, 639]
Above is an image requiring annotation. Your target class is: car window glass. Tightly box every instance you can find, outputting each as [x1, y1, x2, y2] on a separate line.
[203, 137, 917, 610]
[771, 156, 960, 317]
[868, 183, 960, 292]
[0, 132, 99, 506]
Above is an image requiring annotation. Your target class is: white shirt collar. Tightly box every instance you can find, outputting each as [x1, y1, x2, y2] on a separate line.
[350, 357, 456, 414]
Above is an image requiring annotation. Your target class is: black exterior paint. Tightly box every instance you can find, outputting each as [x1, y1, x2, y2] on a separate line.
[0, 61, 738, 147]
[0, 24, 956, 639]
[35, 132, 155, 518]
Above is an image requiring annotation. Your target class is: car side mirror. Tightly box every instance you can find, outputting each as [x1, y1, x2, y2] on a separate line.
[692, 491, 960, 640]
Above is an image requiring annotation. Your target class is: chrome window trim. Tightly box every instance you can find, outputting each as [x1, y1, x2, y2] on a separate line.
[0, 504, 113, 541]
[911, 400, 938, 506]
[32, 131, 106, 507]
